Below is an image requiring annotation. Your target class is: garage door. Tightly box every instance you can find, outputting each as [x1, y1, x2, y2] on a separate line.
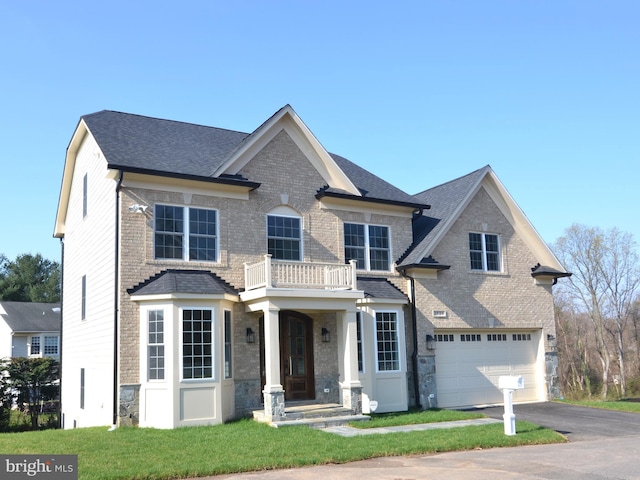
[434, 330, 540, 408]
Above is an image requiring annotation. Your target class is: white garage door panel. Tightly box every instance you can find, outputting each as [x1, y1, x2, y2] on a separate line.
[435, 331, 540, 408]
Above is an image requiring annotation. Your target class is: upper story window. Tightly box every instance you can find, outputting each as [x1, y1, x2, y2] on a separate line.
[81, 275, 87, 320]
[155, 205, 218, 262]
[469, 232, 501, 272]
[344, 223, 390, 271]
[267, 214, 302, 261]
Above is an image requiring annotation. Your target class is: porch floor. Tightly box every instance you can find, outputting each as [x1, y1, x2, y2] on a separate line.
[252, 403, 370, 429]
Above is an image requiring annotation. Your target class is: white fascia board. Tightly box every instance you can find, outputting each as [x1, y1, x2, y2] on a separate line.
[129, 293, 239, 303]
[213, 106, 360, 196]
[54, 120, 90, 238]
[317, 197, 416, 218]
[120, 172, 252, 200]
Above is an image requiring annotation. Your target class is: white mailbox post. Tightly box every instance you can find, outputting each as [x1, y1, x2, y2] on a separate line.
[498, 375, 524, 436]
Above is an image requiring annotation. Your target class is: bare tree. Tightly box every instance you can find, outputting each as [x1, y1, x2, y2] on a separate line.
[599, 228, 640, 396]
[554, 225, 614, 398]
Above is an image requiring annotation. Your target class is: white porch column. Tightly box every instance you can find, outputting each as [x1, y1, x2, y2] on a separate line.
[262, 306, 285, 421]
[339, 308, 363, 414]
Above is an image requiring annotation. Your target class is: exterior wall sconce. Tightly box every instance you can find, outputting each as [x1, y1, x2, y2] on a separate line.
[321, 328, 330, 343]
[426, 334, 435, 350]
[547, 334, 556, 341]
[246, 327, 255, 344]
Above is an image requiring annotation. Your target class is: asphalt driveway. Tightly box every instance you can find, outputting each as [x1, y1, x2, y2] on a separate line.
[477, 401, 640, 441]
[213, 403, 640, 479]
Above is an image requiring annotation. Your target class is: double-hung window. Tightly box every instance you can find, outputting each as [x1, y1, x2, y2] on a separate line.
[44, 336, 59, 355]
[469, 232, 501, 272]
[30, 336, 41, 355]
[267, 215, 301, 261]
[375, 312, 400, 371]
[182, 308, 213, 380]
[344, 223, 390, 271]
[148, 310, 165, 380]
[155, 205, 218, 262]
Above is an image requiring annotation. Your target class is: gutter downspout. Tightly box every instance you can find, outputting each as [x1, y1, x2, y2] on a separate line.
[58, 238, 64, 429]
[112, 170, 124, 428]
[399, 269, 421, 410]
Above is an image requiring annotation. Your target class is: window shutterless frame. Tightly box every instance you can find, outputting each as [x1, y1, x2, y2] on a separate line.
[154, 204, 219, 262]
[469, 232, 501, 272]
[344, 223, 391, 271]
[266, 214, 302, 261]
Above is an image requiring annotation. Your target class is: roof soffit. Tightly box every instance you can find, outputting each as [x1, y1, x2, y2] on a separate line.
[212, 106, 361, 196]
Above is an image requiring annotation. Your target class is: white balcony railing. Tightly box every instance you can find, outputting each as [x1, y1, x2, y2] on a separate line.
[244, 255, 358, 291]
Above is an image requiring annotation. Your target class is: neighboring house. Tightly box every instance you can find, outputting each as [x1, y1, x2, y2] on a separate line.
[54, 105, 569, 429]
[0, 302, 61, 360]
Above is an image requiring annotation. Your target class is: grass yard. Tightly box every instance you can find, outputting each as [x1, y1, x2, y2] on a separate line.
[0, 415, 564, 480]
[559, 398, 640, 413]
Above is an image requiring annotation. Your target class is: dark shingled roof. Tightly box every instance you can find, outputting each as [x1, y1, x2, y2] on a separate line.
[82, 111, 249, 177]
[128, 270, 238, 297]
[80, 109, 425, 209]
[0, 301, 61, 332]
[400, 166, 489, 266]
[357, 277, 407, 301]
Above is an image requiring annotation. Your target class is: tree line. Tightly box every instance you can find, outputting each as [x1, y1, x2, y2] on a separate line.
[0, 253, 60, 303]
[553, 224, 640, 399]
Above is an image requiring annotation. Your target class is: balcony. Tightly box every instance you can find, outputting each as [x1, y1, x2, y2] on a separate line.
[244, 255, 358, 291]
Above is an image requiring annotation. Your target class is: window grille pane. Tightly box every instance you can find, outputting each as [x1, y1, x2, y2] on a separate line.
[267, 216, 301, 260]
[148, 310, 165, 380]
[189, 208, 217, 261]
[44, 336, 59, 355]
[31, 336, 41, 355]
[155, 205, 184, 259]
[376, 312, 399, 371]
[356, 312, 363, 373]
[183, 309, 213, 379]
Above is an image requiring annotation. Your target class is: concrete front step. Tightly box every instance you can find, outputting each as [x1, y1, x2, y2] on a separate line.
[253, 403, 370, 429]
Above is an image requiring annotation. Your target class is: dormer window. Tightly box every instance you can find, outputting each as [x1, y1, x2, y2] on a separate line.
[344, 223, 390, 271]
[469, 232, 501, 272]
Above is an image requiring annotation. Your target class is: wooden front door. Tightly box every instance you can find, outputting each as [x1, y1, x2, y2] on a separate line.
[280, 311, 315, 401]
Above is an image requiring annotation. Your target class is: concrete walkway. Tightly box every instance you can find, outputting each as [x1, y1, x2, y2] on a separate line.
[322, 417, 501, 436]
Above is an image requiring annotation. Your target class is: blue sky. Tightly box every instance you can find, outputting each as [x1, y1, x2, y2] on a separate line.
[1, 1, 638, 262]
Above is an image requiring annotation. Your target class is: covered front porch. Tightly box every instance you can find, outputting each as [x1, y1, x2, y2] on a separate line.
[240, 256, 364, 424]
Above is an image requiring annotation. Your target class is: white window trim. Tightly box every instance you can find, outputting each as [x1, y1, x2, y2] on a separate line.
[146, 309, 166, 382]
[266, 213, 304, 261]
[154, 204, 220, 263]
[469, 232, 502, 272]
[373, 310, 402, 373]
[179, 307, 216, 382]
[345, 222, 392, 272]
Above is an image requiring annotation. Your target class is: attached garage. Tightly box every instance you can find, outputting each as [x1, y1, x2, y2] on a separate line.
[434, 330, 544, 409]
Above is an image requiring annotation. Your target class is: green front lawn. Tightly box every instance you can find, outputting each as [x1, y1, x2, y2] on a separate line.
[0, 416, 564, 480]
[559, 398, 640, 413]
